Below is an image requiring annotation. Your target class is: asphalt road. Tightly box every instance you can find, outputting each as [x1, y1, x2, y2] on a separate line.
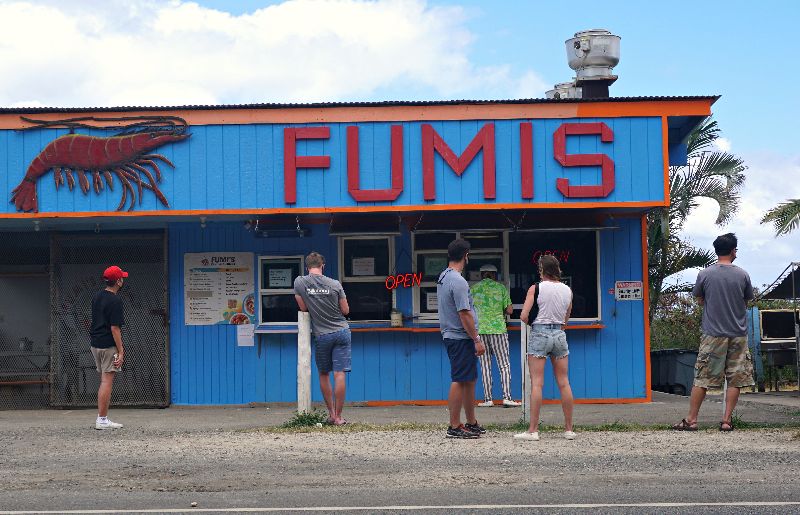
[1, 420, 799, 514]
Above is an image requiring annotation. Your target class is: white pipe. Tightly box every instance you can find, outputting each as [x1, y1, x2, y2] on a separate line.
[297, 311, 312, 413]
[521, 320, 530, 422]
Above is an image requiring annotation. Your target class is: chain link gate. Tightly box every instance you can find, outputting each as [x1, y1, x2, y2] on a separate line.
[0, 232, 51, 409]
[50, 232, 169, 408]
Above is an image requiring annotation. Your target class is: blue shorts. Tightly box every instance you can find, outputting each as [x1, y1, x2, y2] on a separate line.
[314, 328, 352, 374]
[527, 324, 569, 359]
[443, 338, 478, 383]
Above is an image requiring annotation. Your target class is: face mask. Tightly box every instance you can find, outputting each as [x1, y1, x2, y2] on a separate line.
[117, 280, 124, 291]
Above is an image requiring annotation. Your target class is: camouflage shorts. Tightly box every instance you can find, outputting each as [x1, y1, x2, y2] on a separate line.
[693, 334, 755, 389]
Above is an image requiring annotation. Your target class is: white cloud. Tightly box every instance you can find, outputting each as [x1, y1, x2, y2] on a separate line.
[676, 150, 800, 289]
[713, 137, 731, 152]
[0, 0, 544, 107]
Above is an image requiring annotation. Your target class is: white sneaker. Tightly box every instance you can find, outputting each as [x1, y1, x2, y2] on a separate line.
[478, 400, 494, 407]
[513, 431, 540, 441]
[564, 431, 576, 440]
[502, 399, 521, 407]
[95, 419, 123, 430]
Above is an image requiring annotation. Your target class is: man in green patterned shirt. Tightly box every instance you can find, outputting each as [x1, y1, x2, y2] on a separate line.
[470, 265, 520, 407]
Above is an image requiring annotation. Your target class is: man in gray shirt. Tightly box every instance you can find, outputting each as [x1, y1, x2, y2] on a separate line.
[437, 239, 486, 439]
[294, 252, 351, 425]
[673, 233, 755, 432]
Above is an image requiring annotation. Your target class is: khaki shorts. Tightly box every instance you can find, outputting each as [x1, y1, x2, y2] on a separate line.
[693, 335, 754, 389]
[91, 347, 121, 374]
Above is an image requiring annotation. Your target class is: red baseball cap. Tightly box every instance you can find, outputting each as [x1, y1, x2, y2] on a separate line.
[103, 265, 129, 281]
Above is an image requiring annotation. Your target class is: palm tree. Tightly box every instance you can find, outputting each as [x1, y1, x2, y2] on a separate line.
[761, 199, 800, 236]
[647, 118, 747, 322]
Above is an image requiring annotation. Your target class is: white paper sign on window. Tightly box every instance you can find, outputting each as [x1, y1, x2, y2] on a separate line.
[352, 257, 375, 276]
[268, 268, 292, 288]
[426, 292, 438, 311]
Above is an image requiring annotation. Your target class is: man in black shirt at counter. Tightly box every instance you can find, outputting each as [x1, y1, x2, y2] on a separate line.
[89, 265, 128, 430]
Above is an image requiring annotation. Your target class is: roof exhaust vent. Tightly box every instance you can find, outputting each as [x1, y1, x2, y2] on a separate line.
[545, 81, 582, 100]
[565, 29, 620, 98]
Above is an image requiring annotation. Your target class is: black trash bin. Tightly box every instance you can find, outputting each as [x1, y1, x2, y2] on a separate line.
[650, 349, 698, 396]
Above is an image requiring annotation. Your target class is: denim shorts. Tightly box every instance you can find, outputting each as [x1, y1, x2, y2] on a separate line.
[527, 324, 569, 359]
[314, 328, 352, 374]
[443, 338, 478, 382]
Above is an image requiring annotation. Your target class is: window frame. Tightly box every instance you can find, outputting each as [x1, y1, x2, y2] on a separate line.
[337, 235, 395, 322]
[412, 231, 509, 322]
[257, 255, 304, 326]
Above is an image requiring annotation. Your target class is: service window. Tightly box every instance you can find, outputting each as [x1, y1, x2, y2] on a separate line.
[258, 256, 303, 324]
[339, 236, 394, 321]
[413, 231, 507, 319]
[508, 231, 600, 320]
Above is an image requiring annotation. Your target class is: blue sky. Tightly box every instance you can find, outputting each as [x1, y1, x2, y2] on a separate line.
[194, 0, 800, 155]
[1, 0, 798, 286]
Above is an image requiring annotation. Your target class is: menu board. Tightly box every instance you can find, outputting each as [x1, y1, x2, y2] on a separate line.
[184, 252, 256, 325]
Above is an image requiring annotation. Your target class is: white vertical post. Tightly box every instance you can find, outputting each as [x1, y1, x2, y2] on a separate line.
[521, 320, 530, 422]
[297, 311, 312, 413]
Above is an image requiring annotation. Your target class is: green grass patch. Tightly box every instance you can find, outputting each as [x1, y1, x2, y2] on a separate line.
[241, 412, 800, 434]
[242, 421, 442, 434]
[280, 409, 330, 428]
[485, 419, 672, 433]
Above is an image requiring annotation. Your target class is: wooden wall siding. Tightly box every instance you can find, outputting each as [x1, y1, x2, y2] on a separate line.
[168, 219, 646, 404]
[0, 118, 664, 215]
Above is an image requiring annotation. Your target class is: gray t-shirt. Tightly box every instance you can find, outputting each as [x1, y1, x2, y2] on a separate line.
[293, 274, 349, 336]
[436, 267, 478, 340]
[692, 263, 754, 337]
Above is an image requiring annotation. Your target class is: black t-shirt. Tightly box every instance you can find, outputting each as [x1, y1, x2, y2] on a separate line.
[90, 289, 124, 349]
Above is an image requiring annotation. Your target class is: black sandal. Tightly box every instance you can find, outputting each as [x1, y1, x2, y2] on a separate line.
[672, 418, 698, 431]
[719, 421, 734, 432]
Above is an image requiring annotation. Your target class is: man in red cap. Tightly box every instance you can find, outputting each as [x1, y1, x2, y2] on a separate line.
[89, 265, 128, 429]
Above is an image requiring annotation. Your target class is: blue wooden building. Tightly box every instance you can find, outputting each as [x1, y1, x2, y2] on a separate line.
[0, 97, 714, 407]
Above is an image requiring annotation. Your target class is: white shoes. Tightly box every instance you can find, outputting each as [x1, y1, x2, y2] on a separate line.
[95, 419, 123, 430]
[477, 401, 494, 407]
[564, 431, 576, 440]
[513, 431, 540, 441]
[502, 399, 522, 407]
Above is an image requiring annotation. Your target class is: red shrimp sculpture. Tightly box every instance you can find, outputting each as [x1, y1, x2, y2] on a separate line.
[10, 115, 190, 213]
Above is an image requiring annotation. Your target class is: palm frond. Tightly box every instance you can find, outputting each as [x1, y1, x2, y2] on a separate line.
[762, 199, 800, 236]
[686, 118, 719, 157]
[669, 150, 746, 226]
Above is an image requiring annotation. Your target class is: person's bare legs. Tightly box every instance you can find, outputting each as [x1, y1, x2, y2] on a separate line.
[527, 356, 546, 433]
[97, 372, 115, 417]
[448, 382, 464, 427]
[332, 371, 347, 423]
[685, 385, 707, 426]
[462, 381, 477, 424]
[722, 386, 740, 427]
[318, 372, 335, 421]
[551, 355, 573, 432]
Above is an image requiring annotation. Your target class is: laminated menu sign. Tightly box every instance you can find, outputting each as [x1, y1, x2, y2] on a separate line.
[184, 252, 256, 325]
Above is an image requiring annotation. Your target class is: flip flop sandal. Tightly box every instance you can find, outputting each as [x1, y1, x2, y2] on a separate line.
[719, 421, 734, 432]
[333, 418, 348, 426]
[672, 418, 698, 431]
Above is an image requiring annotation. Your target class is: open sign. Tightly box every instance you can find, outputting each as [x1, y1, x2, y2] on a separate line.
[385, 273, 423, 290]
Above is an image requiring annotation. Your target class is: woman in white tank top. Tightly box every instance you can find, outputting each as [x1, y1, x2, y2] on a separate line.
[515, 255, 575, 442]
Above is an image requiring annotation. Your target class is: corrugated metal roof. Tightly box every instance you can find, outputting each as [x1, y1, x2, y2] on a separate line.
[0, 95, 720, 114]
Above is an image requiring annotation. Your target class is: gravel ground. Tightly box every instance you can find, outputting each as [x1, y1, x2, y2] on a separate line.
[1, 422, 799, 513]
